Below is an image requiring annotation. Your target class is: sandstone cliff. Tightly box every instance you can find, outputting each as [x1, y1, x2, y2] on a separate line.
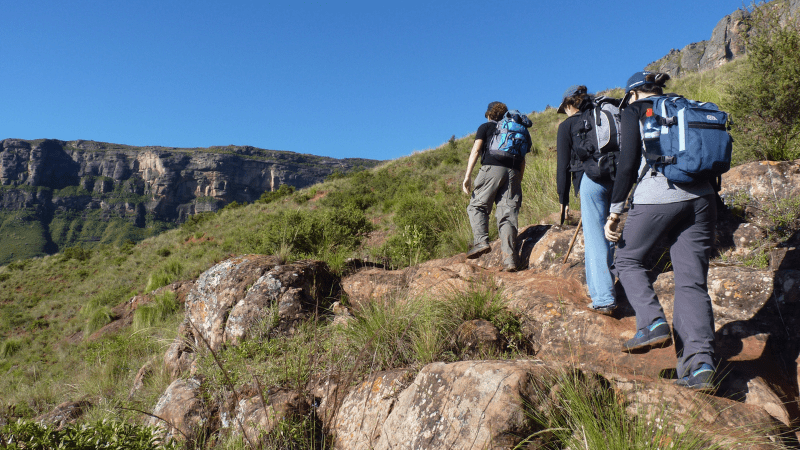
[0, 139, 380, 262]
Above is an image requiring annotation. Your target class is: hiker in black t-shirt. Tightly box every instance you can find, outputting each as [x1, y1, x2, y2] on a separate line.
[462, 101, 529, 271]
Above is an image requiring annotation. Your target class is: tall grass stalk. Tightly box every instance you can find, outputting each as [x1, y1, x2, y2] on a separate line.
[519, 370, 722, 450]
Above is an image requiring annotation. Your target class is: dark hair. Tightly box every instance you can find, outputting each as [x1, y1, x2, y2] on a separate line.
[562, 85, 592, 112]
[485, 102, 508, 121]
[634, 73, 670, 95]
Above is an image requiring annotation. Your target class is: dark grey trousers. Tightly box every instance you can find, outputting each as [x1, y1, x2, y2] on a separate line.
[467, 165, 521, 266]
[615, 194, 717, 377]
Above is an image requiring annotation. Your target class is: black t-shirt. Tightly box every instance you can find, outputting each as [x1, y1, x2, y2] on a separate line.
[476, 121, 526, 171]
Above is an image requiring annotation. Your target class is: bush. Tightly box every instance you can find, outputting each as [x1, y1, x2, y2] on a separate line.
[258, 184, 296, 204]
[61, 245, 92, 262]
[728, 3, 800, 163]
[249, 206, 373, 265]
[0, 419, 177, 450]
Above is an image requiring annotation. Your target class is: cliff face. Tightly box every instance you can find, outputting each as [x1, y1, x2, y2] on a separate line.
[646, 0, 800, 77]
[0, 139, 380, 261]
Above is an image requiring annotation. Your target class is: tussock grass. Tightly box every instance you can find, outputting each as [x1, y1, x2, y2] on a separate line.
[519, 370, 722, 450]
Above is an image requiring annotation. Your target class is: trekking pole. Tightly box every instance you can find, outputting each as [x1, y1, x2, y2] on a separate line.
[563, 218, 582, 264]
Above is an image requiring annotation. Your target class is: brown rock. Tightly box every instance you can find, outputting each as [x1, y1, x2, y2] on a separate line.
[454, 319, 501, 355]
[129, 358, 156, 400]
[654, 266, 775, 326]
[36, 400, 91, 429]
[331, 369, 411, 450]
[148, 377, 210, 442]
[163, 255, 338, 378]
[226, 390, 310, 446]
[720, 160, 800, 223]
[370, 360, 550, 450]
[340, 267, 410, 309]
[614, 376, 791, 447]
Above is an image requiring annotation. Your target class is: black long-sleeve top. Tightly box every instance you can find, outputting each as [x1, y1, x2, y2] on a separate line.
[555, 114, 584, 205]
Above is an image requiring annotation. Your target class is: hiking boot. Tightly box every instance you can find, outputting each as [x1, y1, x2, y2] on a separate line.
[466, 243, 491, 259]
[590, 303, 617, 316]
[502, 262, 518, 272]
[621, 319, 672, 353]
[674, 364, 715, 392]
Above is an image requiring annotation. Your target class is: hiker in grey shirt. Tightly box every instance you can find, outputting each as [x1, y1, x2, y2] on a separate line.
[605, 72, 717, 392]
[462, 101, 531, 271]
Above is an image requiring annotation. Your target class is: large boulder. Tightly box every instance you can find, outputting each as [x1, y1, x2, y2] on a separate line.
[368, 360, 549, 450]
[331, 369, 412, 449]
[148, 377, 212, 443]
[164, 255, 338, 378]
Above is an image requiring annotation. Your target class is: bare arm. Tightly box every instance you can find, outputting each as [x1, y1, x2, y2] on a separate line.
[462, 139, 483, 195]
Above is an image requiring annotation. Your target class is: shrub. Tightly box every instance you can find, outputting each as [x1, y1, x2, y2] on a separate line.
[728, 2, 800, 163]
[248, 206, 373, 266]
[258, 184, 295, 204]
[0, 419, 177, 450]
[61, 245, 92, 262]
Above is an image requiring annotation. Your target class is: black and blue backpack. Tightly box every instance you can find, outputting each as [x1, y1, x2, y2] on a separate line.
[486, 110, 532, 163]
[640, 95, 732, 184]
[572, 96, 622, 181]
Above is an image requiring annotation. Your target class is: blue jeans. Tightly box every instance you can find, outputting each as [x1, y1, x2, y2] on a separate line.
[579, 173, 616, 307]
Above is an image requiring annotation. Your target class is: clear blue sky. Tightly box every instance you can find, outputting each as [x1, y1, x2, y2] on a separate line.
[3, 1, 745, 161]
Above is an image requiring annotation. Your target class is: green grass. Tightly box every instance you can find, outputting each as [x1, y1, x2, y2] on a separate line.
[1, 27, 798, 448]
[519, 370, 723, 450]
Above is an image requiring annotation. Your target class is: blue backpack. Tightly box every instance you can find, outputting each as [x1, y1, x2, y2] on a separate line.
[640, 95, 732, 184]
[486, 110, 532, 162]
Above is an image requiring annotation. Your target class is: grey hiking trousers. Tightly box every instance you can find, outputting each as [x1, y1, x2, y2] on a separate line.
[615, 195, 717, 377]
[467, 164, 522, 266]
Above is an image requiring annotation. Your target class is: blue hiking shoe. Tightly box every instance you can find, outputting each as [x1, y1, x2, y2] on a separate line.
[621, 319, 672, 353]
[675, 364, 716, 392]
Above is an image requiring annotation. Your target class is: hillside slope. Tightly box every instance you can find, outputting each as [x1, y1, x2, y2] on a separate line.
[0, 139, 379, 265]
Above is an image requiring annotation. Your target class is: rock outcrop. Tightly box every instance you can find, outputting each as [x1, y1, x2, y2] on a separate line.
[0, 138, 380, 263]
[646, 0, 800, 78]
[163, 255, 340, 379]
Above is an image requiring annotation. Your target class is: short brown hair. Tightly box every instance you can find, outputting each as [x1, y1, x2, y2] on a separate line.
[485, 102, 508, 121]
[563, 85, 592, 112]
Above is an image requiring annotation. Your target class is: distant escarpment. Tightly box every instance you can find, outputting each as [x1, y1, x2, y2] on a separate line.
[646, 0, 800, 77]
[0, 139, 380, 263]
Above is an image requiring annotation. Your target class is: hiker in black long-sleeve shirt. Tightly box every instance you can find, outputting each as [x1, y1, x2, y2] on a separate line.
[605, 72, 717, 392]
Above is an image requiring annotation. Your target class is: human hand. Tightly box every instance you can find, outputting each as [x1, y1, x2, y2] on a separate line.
[462, 177, 471, 195]
[604, 215, 621, 242]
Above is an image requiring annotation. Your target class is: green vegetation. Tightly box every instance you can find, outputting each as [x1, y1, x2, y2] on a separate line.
[0, 419, 177, 450]
[2, 6, 800, 447]
[519, 370, 722, 450]
[0, 209, 50, 262]
[728, 1, 800, 163]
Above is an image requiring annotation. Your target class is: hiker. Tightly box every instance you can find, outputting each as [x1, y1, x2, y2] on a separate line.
[556, 85, 617, 315]
[605, 72, 717, 391]
[462, 101, 532, 272]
